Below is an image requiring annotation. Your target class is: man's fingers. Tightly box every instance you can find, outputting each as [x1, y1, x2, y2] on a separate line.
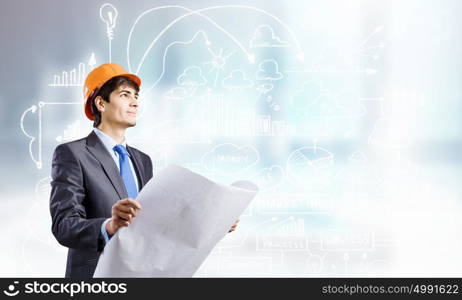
[115, 211, 132, 222]
[228, 225, 238, 232]
[110, 199, 142, 232]
[120, 198, 142, 210]
[114, 219, 130, 227]
[116, 204, 137, 216]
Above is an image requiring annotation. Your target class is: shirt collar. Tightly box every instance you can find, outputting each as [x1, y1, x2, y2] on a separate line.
[93, 128, 129, 155]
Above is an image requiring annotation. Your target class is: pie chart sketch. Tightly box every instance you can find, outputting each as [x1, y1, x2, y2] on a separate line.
[286, 146, 334, 189]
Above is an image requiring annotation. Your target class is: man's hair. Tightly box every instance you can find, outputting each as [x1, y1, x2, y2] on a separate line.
[90, 75, 140, 127]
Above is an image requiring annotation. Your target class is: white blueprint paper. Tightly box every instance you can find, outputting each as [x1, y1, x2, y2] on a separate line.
[93, 164, 258, 277]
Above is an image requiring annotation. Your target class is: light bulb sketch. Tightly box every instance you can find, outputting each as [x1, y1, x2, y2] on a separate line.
[99, 3, 118, 62]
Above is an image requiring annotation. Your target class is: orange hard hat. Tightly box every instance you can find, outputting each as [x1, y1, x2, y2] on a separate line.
[83, 63, 141, 120]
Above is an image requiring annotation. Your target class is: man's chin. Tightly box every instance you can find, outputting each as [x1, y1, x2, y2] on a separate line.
[123, 120, 136, 128]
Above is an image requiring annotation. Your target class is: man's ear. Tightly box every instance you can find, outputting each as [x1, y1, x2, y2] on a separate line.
[94, 96, 105, 113]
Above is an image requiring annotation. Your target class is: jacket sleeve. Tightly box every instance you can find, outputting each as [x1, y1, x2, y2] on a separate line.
[146, 155, 154, 182]
[49, 143, 106, 252]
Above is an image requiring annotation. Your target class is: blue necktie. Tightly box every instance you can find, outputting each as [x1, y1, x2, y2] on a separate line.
[113, 144, 138, 199]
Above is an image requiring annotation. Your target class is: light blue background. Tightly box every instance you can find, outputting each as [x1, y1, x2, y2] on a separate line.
[1, 0, 462, 276]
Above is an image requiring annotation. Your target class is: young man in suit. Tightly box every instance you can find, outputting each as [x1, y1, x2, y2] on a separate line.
[50, 63, 239, 278]
[49, 63, 151, 278]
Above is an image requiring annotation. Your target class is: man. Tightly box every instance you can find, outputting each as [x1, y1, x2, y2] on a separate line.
[50, 63, 238, 278]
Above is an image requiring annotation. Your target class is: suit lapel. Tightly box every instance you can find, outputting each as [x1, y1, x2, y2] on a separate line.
[126, 145, 146, 189]
[85, 131, 128, 199]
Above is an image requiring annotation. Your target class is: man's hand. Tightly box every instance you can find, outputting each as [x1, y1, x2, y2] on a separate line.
[106, 198, 142, 236]
[228, 219, 240, 233]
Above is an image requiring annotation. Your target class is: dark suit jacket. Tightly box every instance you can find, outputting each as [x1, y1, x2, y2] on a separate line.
[49, 131, 153, 278]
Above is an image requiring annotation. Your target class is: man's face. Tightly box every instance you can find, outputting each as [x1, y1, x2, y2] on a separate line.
[101, 84, 139, 128]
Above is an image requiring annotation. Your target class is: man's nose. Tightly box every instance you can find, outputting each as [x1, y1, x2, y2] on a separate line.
[130, 98, 139, 107]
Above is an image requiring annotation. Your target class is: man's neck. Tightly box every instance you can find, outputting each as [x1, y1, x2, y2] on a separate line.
[97, 124, 126, 144]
